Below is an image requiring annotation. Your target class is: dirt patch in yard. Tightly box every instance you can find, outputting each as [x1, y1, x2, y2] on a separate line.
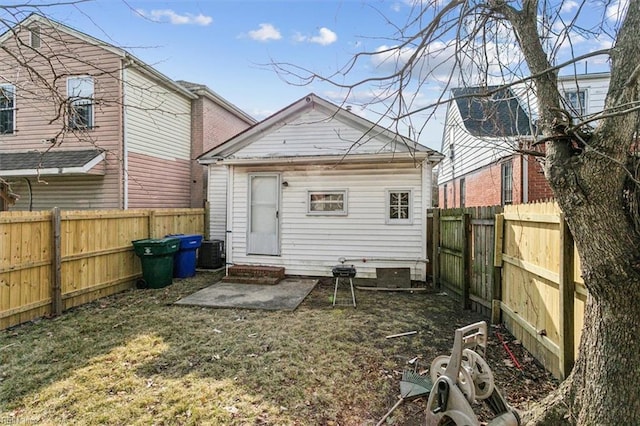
[0, 273, 557, 425]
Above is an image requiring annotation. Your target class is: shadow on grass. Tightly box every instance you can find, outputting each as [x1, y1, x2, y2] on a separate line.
[0, 274, 549, 425]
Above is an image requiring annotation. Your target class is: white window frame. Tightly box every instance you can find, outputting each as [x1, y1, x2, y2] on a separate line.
[29, 26, 41, 49]
[501, 161, 513, 206]
[564, 89, 588, 116]
[0, 84, 16, 135]
[307, 190, 348, 216]
[67, 76, 94, 129]
[386, 189, 413, 224]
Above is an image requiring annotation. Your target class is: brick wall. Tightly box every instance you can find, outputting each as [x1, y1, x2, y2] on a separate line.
[190, 97, 253, 208]
[526, 155, 554, 202]
[438, 156, 533, 208]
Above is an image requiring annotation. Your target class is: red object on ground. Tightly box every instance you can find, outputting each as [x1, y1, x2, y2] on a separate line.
[496, 331, 523, 370]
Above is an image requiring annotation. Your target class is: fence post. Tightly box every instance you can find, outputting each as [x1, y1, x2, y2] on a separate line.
[432, 209, 440, 289]
[148, 210, 156, 238]
[558, 212, 575, 379]
[462, 213, 471, 309]
[492, 213, 505, 324]
[51, 207, 62, 316]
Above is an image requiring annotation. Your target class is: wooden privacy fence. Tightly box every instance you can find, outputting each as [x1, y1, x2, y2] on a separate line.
[430, 202, 585, 380]
[497, 202, 584, 380]
[1, 208, 205, 329]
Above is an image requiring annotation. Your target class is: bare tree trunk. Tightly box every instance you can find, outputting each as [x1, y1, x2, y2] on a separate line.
[520, 127, 640, 424]
[507, 0, 640, 423]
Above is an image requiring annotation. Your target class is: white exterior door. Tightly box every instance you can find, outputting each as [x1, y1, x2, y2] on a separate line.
[248, 174, 280, 255]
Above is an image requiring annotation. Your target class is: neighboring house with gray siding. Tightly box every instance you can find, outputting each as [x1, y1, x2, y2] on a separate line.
[199, 94, 444, 280]
[0, 14, 253, 211]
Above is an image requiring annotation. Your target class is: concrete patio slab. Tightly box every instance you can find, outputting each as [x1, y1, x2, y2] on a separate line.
[175, 277, 319, 311]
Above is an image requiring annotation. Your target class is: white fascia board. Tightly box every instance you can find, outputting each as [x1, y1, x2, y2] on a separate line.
[217, 152, 429, 166]
[198, 156, 224, 165]
[428, 152, 445, 164]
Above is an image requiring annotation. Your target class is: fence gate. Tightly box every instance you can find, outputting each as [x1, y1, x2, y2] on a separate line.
[430, 206, 501, 315]
[469, 206, 502, 317]
[435, 209, 471, 307]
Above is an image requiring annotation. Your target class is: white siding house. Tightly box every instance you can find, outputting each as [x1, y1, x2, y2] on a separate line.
[199, 94, 444, 281]
[438, 73, 611, 207]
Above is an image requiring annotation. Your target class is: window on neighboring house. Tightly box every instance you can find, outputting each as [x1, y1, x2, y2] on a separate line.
[307, 191, 347, 215]
[501, 161, 513, 205]
[0, 84, 15, 134]
[564, 89, 587, 116]
[387, 189, 412, 224]
[67, 76, 94, 129]
[29, 26, 41, 48]
[460, 178, 466, 208]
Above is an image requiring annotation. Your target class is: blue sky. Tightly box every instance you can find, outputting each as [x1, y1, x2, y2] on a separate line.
[1, 0, 622, 150]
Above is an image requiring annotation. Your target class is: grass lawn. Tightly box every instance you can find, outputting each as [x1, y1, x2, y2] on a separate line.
[0, 271, 556, 425]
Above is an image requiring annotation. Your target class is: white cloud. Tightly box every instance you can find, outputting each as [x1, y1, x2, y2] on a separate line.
[606, 0, 629, 23]
[250, 108, 276, 120]
[248, 23, 282, 42]
[311, 27, 338, 45]
[370, 33, 525, 88]
[294, 27, 338, 46]
[560, 0, 579, 14]
[371, 41, 459, 83]
[138, 9, 212, 26]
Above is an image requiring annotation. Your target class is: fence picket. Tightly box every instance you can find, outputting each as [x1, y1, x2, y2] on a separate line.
[0, 208, 205, 329]
[428, 202, 580, 379]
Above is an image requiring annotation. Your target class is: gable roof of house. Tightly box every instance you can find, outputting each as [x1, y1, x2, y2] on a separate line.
[452, 86, 533, 137]
[0, 149, 105, 176]
[0, 14, 196, 100]
[176, 80, 256, 125]
[199, 93, 443, 164]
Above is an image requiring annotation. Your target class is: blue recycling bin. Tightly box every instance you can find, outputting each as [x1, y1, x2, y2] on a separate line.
[167, 234, 203, 278]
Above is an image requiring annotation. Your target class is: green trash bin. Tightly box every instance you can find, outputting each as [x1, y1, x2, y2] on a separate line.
[132, 237, 180, 289]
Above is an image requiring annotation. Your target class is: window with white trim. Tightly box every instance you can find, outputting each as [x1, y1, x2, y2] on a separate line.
[307, 190, 347, 215]
[387, 189, 412, 224]
[67, 76, 94, 129]
[501, 161, 513, 205]
[564, 89, 587, 116]
[0, 84, 15, 134]
[29, 26, 41, 48]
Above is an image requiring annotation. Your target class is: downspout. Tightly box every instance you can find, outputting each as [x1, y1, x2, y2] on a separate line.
[122, 66, 129, 209]
[420, 159, 430, 281]
[225, 164, 234, 275]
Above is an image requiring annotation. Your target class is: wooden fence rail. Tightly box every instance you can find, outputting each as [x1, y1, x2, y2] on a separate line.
[1, 208, 205, 329]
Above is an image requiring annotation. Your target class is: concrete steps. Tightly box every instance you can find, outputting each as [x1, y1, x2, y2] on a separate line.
[222, 265, 285, 285]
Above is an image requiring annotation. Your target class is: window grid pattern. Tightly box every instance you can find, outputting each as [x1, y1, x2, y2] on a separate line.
[308, 192, 346, 214]
[0, 84, 15, 134]
[502, 161, 513, 205]
[67, 76, 94, 129]
[565, 90, 587, 116]
[389, 191, 410, 221]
